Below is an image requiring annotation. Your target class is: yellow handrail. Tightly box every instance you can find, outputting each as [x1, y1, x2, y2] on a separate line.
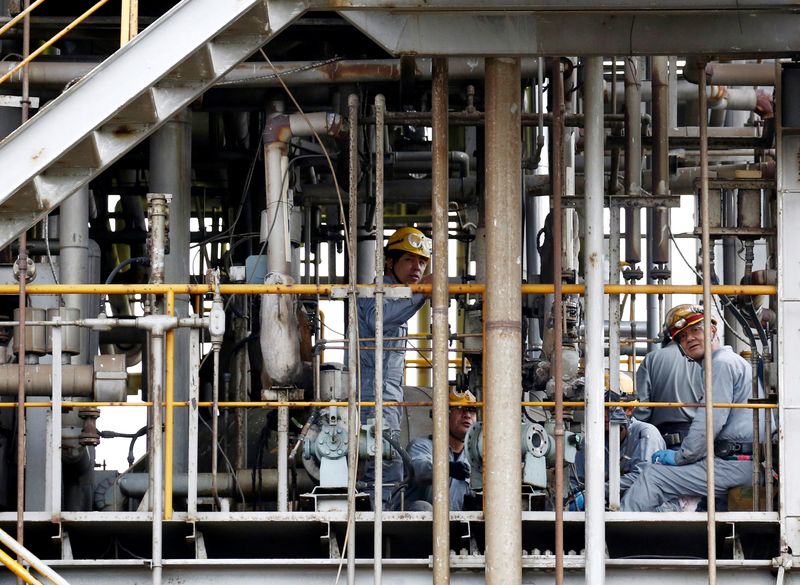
[0, 0, 47, 41]
[0, 0, 111, 87]
[0, 548, 42, 585]
[0, 283, 777, 296]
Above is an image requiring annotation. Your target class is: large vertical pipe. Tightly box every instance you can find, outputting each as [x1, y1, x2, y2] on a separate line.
[372, 94, 385, 585]
[150, 110, 192, 476]
[651, 56, 672, 347]
[59, 187, 90, 360]
[431, 57, 451, 585]
[551, 57, 566, 585]
[345, 94, 359, 585]
[583, 56, 606, 585]
[149, 332, 164, 585]
[624, 57, 643, 268]
[698, 63, 718, 585]
[357, 204, 375, 284]
[484, 57, 522, 585]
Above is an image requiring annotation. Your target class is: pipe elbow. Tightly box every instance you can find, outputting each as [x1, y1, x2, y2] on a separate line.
[263, 113, 291, 144]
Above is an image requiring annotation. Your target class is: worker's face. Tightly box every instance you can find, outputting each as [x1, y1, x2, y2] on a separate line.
[387, 252, 428, 285]
[678, 323, 716, 361]
[449, 406, 477, 441]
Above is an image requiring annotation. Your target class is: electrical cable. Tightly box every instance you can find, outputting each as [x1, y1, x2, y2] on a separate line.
[42, 215, 59, 285]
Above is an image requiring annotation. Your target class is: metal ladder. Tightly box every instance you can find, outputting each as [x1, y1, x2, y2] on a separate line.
[0, 0, 305, 250]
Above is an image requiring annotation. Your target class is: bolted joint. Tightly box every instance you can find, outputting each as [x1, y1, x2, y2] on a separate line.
[78, 407, 101, 447]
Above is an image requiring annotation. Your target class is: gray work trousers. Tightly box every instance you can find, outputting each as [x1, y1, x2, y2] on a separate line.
[621, 458, 752, 512]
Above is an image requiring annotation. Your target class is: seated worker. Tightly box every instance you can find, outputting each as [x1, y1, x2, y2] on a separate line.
[634, 312, 704, 449]
[571, 372, 665, 508]
[358, 226, 433, 507]
[397, 389, 478, 511]
[621, 304, 754, 512]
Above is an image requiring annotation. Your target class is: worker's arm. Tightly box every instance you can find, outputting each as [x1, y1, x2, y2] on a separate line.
[620, 425, 666, 492]
[677, 356, 735, 464]
[357, 293, 426, 337]
[406, 437, 434, 486]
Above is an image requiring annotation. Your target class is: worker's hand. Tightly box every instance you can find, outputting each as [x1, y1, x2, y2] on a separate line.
[651, 449, 678, 466]
[448, 460, 470, 481]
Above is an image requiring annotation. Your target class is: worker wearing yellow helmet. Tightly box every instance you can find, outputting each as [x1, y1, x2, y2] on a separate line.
[358, 227, 433, 508]
[397, 388, 478, 511]
[622, 304, 755, 512]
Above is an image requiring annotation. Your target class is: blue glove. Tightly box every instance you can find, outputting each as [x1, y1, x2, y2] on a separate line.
[651, 449, 678, 466]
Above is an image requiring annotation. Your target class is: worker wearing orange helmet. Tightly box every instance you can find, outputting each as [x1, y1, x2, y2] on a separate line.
[621, 304, 754, 511]
[358, 227, 433, 507]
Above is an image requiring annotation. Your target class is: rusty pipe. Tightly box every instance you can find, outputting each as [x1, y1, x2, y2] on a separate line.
[484, 57, 523, 585]
[431, 57, 451, 585]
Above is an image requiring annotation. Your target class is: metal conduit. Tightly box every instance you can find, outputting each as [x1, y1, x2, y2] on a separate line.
[431, 57, 451, 585]
[373, 93, 386, 585]
[484, 57, 522, 585]
[345, 93, 359, 585]
[583, 56, 606, 585]
[698, 62, 718, 585]
[550, 56, 567, 585]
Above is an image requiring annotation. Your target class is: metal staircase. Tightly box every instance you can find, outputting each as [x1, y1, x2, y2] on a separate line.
[0, 0, 305, 250]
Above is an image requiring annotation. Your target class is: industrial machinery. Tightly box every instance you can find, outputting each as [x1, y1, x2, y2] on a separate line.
[0, 1, 793, 584]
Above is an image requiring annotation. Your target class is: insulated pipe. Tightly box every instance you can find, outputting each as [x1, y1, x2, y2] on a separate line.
[430, 57, 450, 585]
[484, 57, 522, 585]
[624, 57, 643, 268]
[684, 60, 776, 87]
[606, 80, 761, 111]
[550, 57, 566, 585]
[698, 63, 718, 585]
[372, 94, 385, 585]
[264, 136, 292, 275]
[583, 56, 606, 585]
[59, 186, 90, 361]
[345, 94, 359, 585]
[0, 364, 94, 395]
[150, 109, 192, 478]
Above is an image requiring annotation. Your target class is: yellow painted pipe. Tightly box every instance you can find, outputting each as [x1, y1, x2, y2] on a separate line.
[164, 291, 174, 521]
[0, 0, 48, 40]
[0, 399, 777, 410]
[0, 0, 111, 87]
[0, 547, 42, 585]
[0, 283, 776, 296]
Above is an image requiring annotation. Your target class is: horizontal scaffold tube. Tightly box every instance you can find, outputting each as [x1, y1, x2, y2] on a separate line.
[0, 283, 776, 295]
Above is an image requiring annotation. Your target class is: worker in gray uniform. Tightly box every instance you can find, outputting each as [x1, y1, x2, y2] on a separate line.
[621, 304, 754, 512]
[572, 372, 665, 507]
[398, 389, 478, 511]
[634, 322, 704, 449]
[358, 226, 432, 507]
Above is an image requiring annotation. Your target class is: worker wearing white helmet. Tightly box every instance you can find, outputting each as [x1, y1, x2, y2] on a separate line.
[358, 227, 433, 507]
[621, 304, 754, 512]
[397, 389, 478, 512]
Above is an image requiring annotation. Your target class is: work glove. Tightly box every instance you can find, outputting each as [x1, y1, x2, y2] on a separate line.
[651, 449, 678, 466]
[567, 490, 585, 511]
[449, 460, 470, 481]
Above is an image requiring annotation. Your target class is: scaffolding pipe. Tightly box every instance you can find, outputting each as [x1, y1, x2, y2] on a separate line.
[0, 527, 69, 585]
[484, 57, 522, 585]
[583, 56, 606, 585]
[430, 57, 450, 585]
[149, 331, 164, 585]
[164, 292, 175, 520]
[372, 93, 385, 585]
[698, 62, 718, 585]
[551, 57, 566, 585]
[345, 93, 359, 585]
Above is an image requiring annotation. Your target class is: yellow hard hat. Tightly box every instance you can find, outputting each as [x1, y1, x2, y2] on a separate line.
[386, 227, 431, 259]
[604, 370, 634, 395]
[664, 304, 717, 341]
[449, 388, 477, 405]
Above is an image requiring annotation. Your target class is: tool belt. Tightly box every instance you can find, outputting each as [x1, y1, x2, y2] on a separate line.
[714, 440, 753, 458]
[662, 432, 687, 447]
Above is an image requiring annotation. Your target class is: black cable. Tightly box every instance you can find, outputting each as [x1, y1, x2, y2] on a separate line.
[105, 256, 149, 285]
[99, 426, 148, 468]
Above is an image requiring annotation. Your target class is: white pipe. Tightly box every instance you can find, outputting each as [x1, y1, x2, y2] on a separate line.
[264, 141, 291, 275]
[0, 527, 70, 585]
[583, 55, 606, 585]
[150, 332, 164, 585]
[373, 93, 386, 585]
[277, 402, 289, 512]
[58, 186, 89, 361]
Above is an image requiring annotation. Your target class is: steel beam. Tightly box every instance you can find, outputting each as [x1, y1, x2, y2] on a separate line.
[338, 11, 800, 56]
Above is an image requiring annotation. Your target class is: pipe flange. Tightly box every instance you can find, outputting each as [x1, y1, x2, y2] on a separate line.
[523, 423, 550, 458]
